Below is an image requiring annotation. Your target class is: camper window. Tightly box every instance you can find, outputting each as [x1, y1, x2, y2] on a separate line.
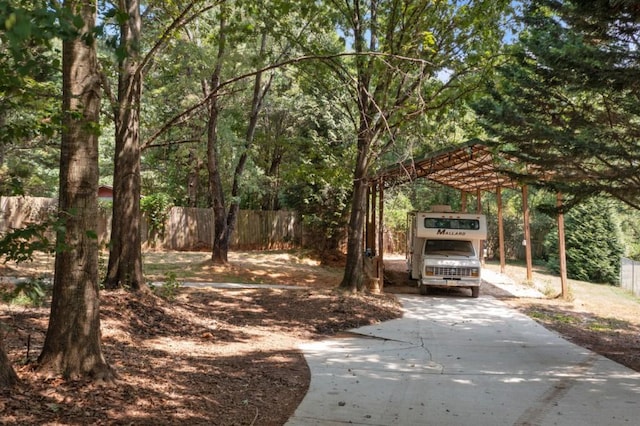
[425, 239, 475, 256]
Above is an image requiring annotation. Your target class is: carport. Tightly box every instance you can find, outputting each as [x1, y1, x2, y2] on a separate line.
[365, 140, 569, 298]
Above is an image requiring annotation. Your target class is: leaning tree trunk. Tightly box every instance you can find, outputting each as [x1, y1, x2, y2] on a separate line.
[38, 0, 114, 381]
[187, 148, 201, 207]
[212, 32, 270, 262]
[105, 0, 144, 290]
[261, 147, 283, 211]
[206, 11, 228, 264]
[207, 74, 228, 263]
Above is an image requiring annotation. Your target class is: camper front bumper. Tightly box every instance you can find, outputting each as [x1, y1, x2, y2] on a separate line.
[421, 277, 481, 287]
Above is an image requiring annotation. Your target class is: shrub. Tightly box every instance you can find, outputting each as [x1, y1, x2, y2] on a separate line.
[544, 198, 623, 284]
[140, 193, 173, 245]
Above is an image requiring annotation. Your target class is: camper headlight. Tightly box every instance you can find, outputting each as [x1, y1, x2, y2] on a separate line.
[424, 267, 435, 276]
[470, 268, 480, 277]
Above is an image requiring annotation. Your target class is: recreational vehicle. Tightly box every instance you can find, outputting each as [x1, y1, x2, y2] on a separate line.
[407, 206, 487, 297]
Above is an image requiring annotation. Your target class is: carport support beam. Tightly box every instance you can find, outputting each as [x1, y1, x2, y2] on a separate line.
[522, 185, 533, 283]
[497, 186, 506, 274]
[366, 183, 376, 255]
[557, 192, 569, 299]
[477, 189, 484, 266]
[378, 180, 384, 286]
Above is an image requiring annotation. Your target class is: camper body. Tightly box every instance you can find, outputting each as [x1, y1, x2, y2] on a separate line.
[407, 207, 487, 298]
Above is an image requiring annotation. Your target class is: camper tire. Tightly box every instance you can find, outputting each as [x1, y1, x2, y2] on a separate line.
[471, 287, 479, 298]
[419, 285, 429, 295]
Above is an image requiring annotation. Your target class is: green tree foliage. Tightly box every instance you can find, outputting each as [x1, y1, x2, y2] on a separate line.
[140, 2, 349, 260]
[474, 0, 640, 209]
[383, 189, 413, 234]
[0, 0, 65, 196]
[258, 72, 354, 257]
[280, 125, 353, 260]
[545, 198, 623, 284]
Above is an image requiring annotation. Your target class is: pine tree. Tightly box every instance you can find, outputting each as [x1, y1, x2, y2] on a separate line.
[474, 0, 640, 209]
[545, 198, 623, 284]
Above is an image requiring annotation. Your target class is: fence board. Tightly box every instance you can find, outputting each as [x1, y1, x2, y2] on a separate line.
[162, 207, 214, 251]
[231, 210, 301, 250]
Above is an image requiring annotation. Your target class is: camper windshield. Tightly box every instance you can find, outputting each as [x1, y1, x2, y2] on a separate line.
[425, 239, 475, 256]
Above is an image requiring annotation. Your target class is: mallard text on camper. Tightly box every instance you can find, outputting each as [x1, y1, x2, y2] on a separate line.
[436, 229, 466, 236]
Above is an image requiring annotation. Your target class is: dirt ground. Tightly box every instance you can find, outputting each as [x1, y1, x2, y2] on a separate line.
[1, 251, 639, 425]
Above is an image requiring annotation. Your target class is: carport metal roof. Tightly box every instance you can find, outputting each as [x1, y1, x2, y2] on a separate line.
[376, 141, 520, 191]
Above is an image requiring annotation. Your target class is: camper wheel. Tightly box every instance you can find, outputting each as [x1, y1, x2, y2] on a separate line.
[419, 285, 429, 295]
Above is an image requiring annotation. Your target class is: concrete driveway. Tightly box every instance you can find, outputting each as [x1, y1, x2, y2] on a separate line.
[286, 294, 640, 425]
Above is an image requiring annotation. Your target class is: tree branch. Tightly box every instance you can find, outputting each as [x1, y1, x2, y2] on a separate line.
[142, 52, 435, 149]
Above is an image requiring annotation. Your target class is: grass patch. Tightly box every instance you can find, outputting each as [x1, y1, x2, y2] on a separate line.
[529, 309, 579, 324]
[586, 318, 628, 332]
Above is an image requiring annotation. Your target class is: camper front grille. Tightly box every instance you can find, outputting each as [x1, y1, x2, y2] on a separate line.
[434, 267, 474, 277]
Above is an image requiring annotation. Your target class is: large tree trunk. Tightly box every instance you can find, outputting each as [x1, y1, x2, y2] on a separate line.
[105, 0, 144, 290]
[0, 335, 18, 388]
[208, 114, 228, 263]
[38, 0, 114, 381]
[339, 130, 371, 292]
[338, 1, 376, 293]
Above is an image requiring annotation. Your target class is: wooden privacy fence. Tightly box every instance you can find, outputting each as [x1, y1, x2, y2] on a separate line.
[0, 196, 111, 244]
[620, 257, 640, 298]
[231, 209, 302, 250]
[154, 207, 215, 251]
[1, 196, 57, 227]
[1, 197, 302, 251]
[154, 207, 302, 251]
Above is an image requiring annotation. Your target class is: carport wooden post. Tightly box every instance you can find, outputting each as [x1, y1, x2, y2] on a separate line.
[365, 183, 375, 254]
[497, 186, 506, 274]
[378, 179, 385, 287]
[522, 185, 533, 282]
[476, 189, 484, 265]
[557, 192, 569, 299]
[370, 181, 377, 255]
[461, 191, 468, 212]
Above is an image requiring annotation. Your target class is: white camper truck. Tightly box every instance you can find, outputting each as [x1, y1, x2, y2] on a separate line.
[407, 207, 487, 298]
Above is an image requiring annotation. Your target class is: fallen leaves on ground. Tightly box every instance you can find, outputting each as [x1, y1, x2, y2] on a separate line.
[1, 287, 402, 425]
